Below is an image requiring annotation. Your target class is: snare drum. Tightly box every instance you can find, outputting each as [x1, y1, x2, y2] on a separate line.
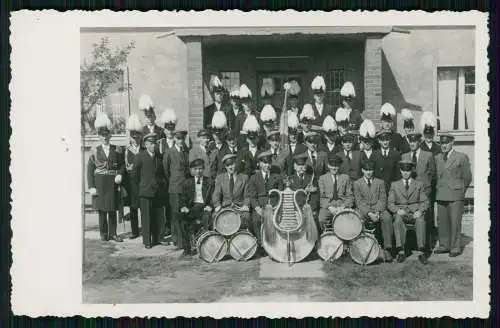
[332, 209, 363, 241]
[348, 233, 381, 265]
[316, 231, 344, 262]
[196, 231, 228, 263]
[213, 208, 242, 236]
[228, 231, 258, 261]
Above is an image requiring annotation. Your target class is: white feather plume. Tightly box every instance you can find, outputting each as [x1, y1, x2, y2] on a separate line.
[126, 114, 142, 131]
[242, 114, 260, 132]
[260, 104, 277, 122]
[380, 102, 396, 117]
[138, 94, 154, 110]
[311, 75, 326, 91]
[420, 111, 437, 129]
[95, 112, 112, 129]
[159, 108, 177, 124]
[359, 119, 376, 138]
[239, 84, 252, 98]
[300, 104, 316, 120]
[322, 115, 337, 132]
[229, 85, 240, 98]
[335, 107, 349, 122]
[287, 111, 299, 129]
[400, 108, 414, 121]
[212, 111, 227, 129]
[287, 80, 301, 96]
[340, 81, 356, 98]
[260, 78, 275, 97]
[210, 75, 223, 88]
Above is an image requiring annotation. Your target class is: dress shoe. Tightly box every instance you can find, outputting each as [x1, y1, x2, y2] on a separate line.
[145, 245, 152, 249]
[384, 250, 393, 262]
[418, 254, 428, 265]
[396, 252, 406, 263]
[100, 235, 109, 241]
[110, 235, 123, 242]
[434, 247, 449, 254]
[449, 250, 461, 257]
[129, 234, 139, 240]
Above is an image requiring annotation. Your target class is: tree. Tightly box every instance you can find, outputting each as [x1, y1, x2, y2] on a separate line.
[80, 37, 135, 134]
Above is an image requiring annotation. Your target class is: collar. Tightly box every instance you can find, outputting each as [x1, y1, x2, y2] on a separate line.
[344, 107, 352, 116]
[308, 149, 317, 157]
[249, 145, 257, 151]
[381, 148, 390, 154]
[364, 177, 372, 185]
[147, 150, 155, 157]
[215, 142, 223, 149]
[364, 149, 372, 155]
[175, 144, 182, 152]
[195, 176, 203, 182]
[315, 102, 323, 108]
[215, 102, 222, 110]
[404, 178, 412, 184]
[261, 171, 269, 179]
[446, 148, 455, 156]
[412, 148, 421, 156]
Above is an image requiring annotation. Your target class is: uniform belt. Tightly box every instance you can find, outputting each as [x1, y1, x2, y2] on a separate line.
[95, 169, 119, 175]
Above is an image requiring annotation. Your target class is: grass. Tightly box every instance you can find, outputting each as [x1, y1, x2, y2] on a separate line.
[83, 239, 473, 303]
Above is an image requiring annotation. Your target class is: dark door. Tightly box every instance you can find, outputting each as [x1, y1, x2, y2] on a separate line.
[256, 72, 306, 113]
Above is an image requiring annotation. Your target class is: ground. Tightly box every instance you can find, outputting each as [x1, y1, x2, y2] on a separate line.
[83, 213, 473, 303]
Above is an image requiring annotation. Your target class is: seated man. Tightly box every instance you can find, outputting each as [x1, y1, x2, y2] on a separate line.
[212, 153, 251, 227]
[318, 154, 354, 232]
[353, 160, 393, 262]
[180, 159, 214, 256]
[388, 160, 429, 264]
[288, 152, 319, 214]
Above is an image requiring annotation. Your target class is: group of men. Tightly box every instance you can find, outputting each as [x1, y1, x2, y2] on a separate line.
[87, 75, 472, 263]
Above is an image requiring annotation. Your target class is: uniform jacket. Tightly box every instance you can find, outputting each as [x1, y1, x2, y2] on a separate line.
[246, 171, 284, 209]
[266, 146, 290, 175]
[319, 173, 354, 209]
[319, 141, 342, 158]
[226, 106, 241, 131]
[389, 132, 409, 153]
[348, 109, 364, 132]
[421, 140, 441, 155]
[303, 149, 329, 177]
[435, 150, 472, 201]
[87, 144, 125, 211]
[387, 178, 428, 214]
[142, 124, 166, 139]
[360, 149, 378, 163]
[163, 145, 190, 194]
[209, 142, 230, 177]
[353, 177, 387, 218]
[180, 176, 214, 208]
[288, 173, 319, 208]
[402, 149, 436, 196]
[156, 137, 175, 155]
[373, 148, 401, 192]
[189, 144, 213, 178]
[311, 103, 335, 127]
[212, 172, 250, 208]
[123, 144, 141, 209]
[239, 146, 262, 176]
[131, 150, 167, 199]
[336, 149, 362, 181]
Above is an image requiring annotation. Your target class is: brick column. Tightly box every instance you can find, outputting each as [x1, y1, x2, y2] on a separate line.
[364, 35, 383, 127]
[186, 37, 204, 141]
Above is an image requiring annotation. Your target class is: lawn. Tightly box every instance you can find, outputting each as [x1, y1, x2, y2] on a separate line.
[83, 238, 473, 303]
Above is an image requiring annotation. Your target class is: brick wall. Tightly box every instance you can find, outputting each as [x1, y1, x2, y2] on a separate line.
[364, 36, 383, 127]
[186, 38, 204, 141]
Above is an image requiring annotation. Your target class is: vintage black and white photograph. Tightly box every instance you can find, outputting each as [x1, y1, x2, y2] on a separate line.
[10, 10, 489, 318]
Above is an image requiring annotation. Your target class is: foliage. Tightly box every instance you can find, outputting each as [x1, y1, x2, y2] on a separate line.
[81, 37, 135, 134]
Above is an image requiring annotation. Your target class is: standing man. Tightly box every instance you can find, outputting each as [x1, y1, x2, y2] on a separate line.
[234, 84, 255, 148]
[379, 102, 406, 153]
[420, 111, 441, 155]
[285, 111, 307, 175]
[132, 133, 167, 248]
[204, 75, 226, 129]
[139, 94, 165, 139]
[286, 80, 302, 116]
[299, 104, 316, 145]
[318, 155, 354, 232]
[388, 160, 429, 264]
[189, 129, 213, 179]
[336, 107, 359, 151]
[303, 130, 328, 178]
[399, 109, 414, 154]
[210, 111, 230, 177]
[310, 75, 333, 126]
[339, 81, 363, 134]
[320, 115, 340, 156]
[266, 130, 290, 175]
[157, 108, 177, 155]
[353, 160, 393, 261]
[374, 130, 401, 193]
[435, 134, 472, 257]
[260, 104, 278, 136]
[336, 133, 362, 181]
[124, 114, 143, 239]
[163, 130, 190, 249]
[226, 85, 241, 131]
[359, 119, 377, 162]
[239, 114, 263, 176]
[87, 113, 125, 242]
[288, 152, 319, 213]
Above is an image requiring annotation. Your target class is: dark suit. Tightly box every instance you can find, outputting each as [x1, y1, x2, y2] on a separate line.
[267, 147, 290, 175]
[389, 131, 409, 153]
[318, 173, 354, 231]
[87, 144, 125, 239]
[336, 149, 362, 181]
[435, 150, 472, 253]
[124, 145, 141, 236]
[319, 142, 342, 158]
[239, 147, 262, 176]
[304, 150, 329, 178]
[210, 143, 231, 178]
[226, 107, 241, 131]
[286, 143, 308, 175]
[373, 148, 401, 193]
[179, 176, 214, 251]
[311, 103, 334, 127]
[163, 145, 190, 248]
[421, 140, 441, 155]
[132, 150, 167, 247]
[203, 103, 228, 129]
[289, 173, 319, 213]
[142, 125, 166, 140]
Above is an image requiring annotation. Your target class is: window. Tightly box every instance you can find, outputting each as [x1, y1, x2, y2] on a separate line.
[220, 71, 240, 91]
[437, 67, 475, 131]
[325, 68, 355, 108]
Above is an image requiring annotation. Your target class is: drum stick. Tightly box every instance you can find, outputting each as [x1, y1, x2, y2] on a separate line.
[231, 243, 245, 261]
[362, 239, 377, 266]
[325, 242, 343, 263]
[210, 240, 226, 263]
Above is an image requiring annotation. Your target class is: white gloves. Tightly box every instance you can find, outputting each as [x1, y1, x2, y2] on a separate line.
[89, 188, 97, 196]
[114, 174, 122, 184]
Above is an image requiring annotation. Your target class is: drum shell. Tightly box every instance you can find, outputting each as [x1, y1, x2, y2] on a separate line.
[316, 231, 344, 262]
[228, 231, 258, 261]
[213, 209, 242, 236]
[348, 233, 381, 265]
[332, 209, 363, 241]
[196, 231, 228, 263]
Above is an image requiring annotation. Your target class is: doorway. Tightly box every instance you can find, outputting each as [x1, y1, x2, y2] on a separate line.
[256, 71, 307, 113]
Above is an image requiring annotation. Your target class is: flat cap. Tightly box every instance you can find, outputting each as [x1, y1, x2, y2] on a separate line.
[257, 150, 273, 162]
[189, 158, 205, 168]
[222, 153, 237, 165]
[439, 133, 455, 144]
[293, 152, 308, 164]
[327, 154, 343, 166]
[174, 130, 188, 138]
[143, 132, 157, 142]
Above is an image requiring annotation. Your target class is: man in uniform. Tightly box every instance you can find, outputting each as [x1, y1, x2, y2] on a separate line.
[318, 155, 354, 232]
[399, 109, 415, 154]
[189, 129, 213, 179]
[239, 114, 263, 176]
[234, 84, 255, 148]
[288, 152, 319, 214]
[319, 115, 341, 156]
[379, 102, 406, 153]
[353, 160, 393, 261]
[266, 130, 289, 175]
[285, 111, 307, 175]
[335, 107, 359, 151]
[260, 104, 278, 136]
[180, 159, 214, 256]
[310, 75, 334, 126]
[336, 133, 362, 181]
[226, 85, 241, 131]
[132, 132, 167, 249]
[388, 160, 429, 264]
[87, 112, 125, 242]
[286, 80, 302, 116]
[434, 134, 472, 257]
[420, 111, 441, 155]
[163, 130, 190, 249]
[373, 130, 401, 193]
[204, 75, 227, 129]
[299, 104, 316, 145]
[157, 108, 178, 155]
[139, 94, 165, 139]
[303, 129, 328, 178]
[209, 111, 230, 178]
[359, 119, 377, 162]
[339, 81, 363, 134]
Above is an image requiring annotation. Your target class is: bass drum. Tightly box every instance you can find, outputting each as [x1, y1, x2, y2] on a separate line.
[213, 208, 242, 237]
[316, 231, 344, 262]
[348, 233, 381, 265]
[332, 209, 363, 241]
[228, 231, 258, 261]
[196, 231, 228, 263]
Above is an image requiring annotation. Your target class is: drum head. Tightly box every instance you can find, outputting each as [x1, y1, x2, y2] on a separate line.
[229, 231, 258, 261]
[316, 232, 344, 262]
[333, 210, 363, 241]
[197, 231, 228, 263]
[348, 234, 381, 265]
[214, 209, 241, 236]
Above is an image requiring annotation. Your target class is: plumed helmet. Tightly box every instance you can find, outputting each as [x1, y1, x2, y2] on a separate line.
[359, 119, 377, 140]
[125, 113, 142, 132]
[300, 104, 316, 121]
[159, 108, 178, 125]
[209, 75, 224, 93]
[420, 111, 437, 135]
[400, 108, 415, 129]
[311, 75, 326, 92]
[138, 94, 154, 111]
[239, 84, 252, 99]
[260, 78, 275, 98]
[335, 107, 349, 127]
[322, 115, 338, 133]
[260, 104, 277, 122]
[340, 81, 356, 98]
[242, 114, 260, 133]
[380, 102, 396, 121]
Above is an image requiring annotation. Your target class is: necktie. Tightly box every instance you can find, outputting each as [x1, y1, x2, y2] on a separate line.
[264, 173, 269, 186]
[383, 150, 388, 157]
[311, 154, 317, 169]
[443, 152, 448, 161]
[273, 151, 278, 160]
[367, 179, 371, 188]
[346, 151, 351, 161]
[405, 179, 409, 191]
[299, 174, 304, 185]
[229, 174, 234, 195]
[412, 151, 417, 164]
[333, 175, 338, 200]
[196, 177, 201, 185]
